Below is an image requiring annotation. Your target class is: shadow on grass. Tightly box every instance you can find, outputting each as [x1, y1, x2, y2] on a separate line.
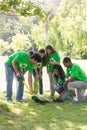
[0, 103, 10, 113]
[25, 99, 87, 130]
[0, 91, 87, 130]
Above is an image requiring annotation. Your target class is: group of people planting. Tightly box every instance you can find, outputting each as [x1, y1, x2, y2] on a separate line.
[5, 45, 87, 104]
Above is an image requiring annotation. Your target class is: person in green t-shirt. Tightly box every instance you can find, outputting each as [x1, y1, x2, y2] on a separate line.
[33, 48, 47, 95]
[63, 57, 87, 104]
[52, 64, 72, 102]
[45, 45, 60, 99]
[5, 51, 41, 103]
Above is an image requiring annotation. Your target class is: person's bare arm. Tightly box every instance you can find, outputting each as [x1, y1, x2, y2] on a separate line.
[38, 67, 42, 79]
[28, 72, 33, 92]
[52, 72, 57, 85]
[12, 59, 21, 77]
[49, 61, 60, 65]
[34, 66, 39, 79]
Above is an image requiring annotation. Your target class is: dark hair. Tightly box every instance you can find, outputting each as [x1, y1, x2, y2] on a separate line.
[31, 53, 41, 62]
[45, 45, 56, 54]
[39, 49, 45, 54]
[39, 48, 47, 66]
[63, 57, 71, 63]
[53, 64, 65, 80]
[29, 51, 34, 56]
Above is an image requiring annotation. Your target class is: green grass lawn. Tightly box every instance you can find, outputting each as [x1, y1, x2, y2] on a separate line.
[0, 91, 87, 130]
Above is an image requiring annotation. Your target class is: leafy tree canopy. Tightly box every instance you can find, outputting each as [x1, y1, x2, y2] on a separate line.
[0, 0, 44, 18]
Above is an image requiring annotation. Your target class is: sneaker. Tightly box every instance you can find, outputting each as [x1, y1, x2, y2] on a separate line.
[70, 100, 78, 105]
[7, 100, 13, 103]
[22, 96, 27, 100]
[16, 99, 28, 102]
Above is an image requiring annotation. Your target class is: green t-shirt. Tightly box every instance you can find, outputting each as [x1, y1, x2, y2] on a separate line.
[5, 51, 34, 73]
[66, 63, 87, 82]
[36, 58, 46, 70]
[54, 75, 70, 91]
[37, 62, 42, 69]
[54, 75, 65, 86]
[48, 52, 60, 72]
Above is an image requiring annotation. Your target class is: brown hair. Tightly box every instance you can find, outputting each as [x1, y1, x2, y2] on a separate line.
[45, 45, 56, 54]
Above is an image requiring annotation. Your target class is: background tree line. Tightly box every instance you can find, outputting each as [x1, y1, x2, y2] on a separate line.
[0, 0, 87, 59]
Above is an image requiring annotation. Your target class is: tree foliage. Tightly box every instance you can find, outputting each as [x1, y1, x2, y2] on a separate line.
[0, 39, 9, 50]
[56, 0, 87, 58]
[0, 0, 87, 59]
[0, 0, 44, 18]
[11, 33, 31, 51]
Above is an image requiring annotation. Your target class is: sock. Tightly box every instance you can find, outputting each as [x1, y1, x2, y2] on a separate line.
[73, 96, 78, 101]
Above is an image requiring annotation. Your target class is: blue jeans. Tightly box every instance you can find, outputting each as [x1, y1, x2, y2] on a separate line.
[54, 84, 72, 101]
[5, 63, 24, 101]
[33, 69, 43, 94]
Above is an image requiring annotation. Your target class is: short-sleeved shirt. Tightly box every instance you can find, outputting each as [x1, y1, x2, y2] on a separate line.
[66, 63, 87, 83]
[36, 57, 46, 70]
[5, 51, 34, 73]
[54, 75, 65, 86]
[54, 75, 71, 93]
[48, 52, 60, 72]
[37, 61, 43, 69]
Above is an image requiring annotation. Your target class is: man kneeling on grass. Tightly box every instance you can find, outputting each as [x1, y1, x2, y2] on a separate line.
[63, 57, 87, 104]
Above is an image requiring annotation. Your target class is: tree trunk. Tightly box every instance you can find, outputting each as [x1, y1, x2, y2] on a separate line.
[45, 22, 48, 45]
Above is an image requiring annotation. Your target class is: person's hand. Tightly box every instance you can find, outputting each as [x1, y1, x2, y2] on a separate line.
[39, 73, 42, 80]
[17, 72, 22, 77]
[30, 90, 34, 95]
[49, 61, 54, 64]
[59, 95, 62, 99]
[65, 77, 69, 82]
[36, 73, 40, 80]
[63, 82, 67, 88]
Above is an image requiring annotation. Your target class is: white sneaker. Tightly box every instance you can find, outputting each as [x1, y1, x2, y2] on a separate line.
[22, 96, 27, 100]
[7, 100, 13, 103]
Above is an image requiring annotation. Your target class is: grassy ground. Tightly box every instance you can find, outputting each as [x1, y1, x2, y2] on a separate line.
[0, 91, 87, 130]
[1, 56, 87, 130]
